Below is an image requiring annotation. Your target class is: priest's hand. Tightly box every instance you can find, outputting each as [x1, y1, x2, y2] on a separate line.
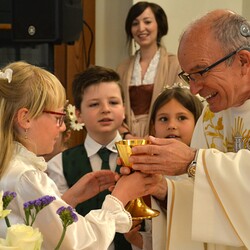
[129, 136, 196, 175]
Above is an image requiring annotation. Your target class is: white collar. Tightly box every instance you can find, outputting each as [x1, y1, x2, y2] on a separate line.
[14, 142, 47, 171]
[84, 132, 122, 157]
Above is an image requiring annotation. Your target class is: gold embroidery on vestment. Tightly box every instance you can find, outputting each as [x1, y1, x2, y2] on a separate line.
[203, 107, 250, 152]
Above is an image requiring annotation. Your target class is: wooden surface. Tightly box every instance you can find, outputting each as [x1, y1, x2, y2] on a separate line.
[54, 0, 95, 147]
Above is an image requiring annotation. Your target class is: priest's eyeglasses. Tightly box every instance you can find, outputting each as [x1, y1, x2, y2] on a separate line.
[43, 110, 66, 127]
[178, 48, 241, 85]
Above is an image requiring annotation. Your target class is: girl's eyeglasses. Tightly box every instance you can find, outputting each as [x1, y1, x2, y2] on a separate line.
[43, 110, 66, 127]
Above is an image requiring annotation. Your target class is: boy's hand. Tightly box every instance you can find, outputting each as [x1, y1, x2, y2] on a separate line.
[124, 220, 143, 248]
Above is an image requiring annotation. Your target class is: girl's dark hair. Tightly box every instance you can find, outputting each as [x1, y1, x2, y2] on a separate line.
[149, 87, 203, 134]
[125, 1, 168, 46]
[72, 65, 124, 110]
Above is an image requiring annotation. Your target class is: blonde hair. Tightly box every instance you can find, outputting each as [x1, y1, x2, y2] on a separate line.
[0, 61, 66, 177]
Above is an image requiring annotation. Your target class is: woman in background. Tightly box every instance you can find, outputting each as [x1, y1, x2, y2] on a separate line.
[117, 1, 182, 138]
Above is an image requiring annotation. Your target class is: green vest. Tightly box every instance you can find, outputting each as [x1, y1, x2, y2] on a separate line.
[62, 144, 132, 250]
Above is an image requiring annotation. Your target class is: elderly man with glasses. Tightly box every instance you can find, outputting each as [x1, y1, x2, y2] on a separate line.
[122, 9, 250, 250]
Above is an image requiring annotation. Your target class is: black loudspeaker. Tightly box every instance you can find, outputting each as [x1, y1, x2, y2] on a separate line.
[12, 0, 83, 44]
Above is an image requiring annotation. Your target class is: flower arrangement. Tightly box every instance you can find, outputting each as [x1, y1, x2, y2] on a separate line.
[0, 191, 78, 250]
[65, 103, 84, 131]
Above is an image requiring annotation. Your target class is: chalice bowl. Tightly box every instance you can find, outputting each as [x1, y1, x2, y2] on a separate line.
[115, 139, 160, 220]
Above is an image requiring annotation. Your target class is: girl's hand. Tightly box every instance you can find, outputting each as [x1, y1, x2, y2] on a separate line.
[62, 170, 117, 207]
[111, 171, 162, 206]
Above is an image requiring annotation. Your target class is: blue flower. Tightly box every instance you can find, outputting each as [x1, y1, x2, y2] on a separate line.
[1, 192, 78, 250]
[23, 195, 56, 226]
[56, 206, 78, 226]
[3, 191, 17, 209]
[2, 191, 17, 227]
[54, 206, 78, 250]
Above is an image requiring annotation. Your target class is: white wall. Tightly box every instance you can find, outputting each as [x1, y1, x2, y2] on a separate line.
[162, 0, 243, 54]
[95, 0, 132, 69]
[96, 0, 247, 70]
[243, 0, 250, 20]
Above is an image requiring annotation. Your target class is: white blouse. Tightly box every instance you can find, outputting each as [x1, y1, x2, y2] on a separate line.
[131, 49, 160, 86]
[0, 142, 132, 250]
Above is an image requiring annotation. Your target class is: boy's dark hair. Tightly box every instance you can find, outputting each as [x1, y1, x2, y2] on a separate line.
[149, 87, 203, 134]
[72, 65, 124, 110]
[125, 1, 168, 46]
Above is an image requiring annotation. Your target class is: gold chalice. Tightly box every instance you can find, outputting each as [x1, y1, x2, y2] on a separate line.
[115, 139, 160, 220]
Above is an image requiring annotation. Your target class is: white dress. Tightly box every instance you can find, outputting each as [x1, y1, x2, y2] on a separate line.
[0, 142, 132, 250]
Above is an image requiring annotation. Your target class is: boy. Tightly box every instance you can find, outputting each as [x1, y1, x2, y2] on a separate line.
[47, 65, 132, 250]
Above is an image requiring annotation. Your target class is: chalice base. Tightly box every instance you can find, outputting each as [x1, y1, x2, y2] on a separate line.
[125, 197, 160, 220]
